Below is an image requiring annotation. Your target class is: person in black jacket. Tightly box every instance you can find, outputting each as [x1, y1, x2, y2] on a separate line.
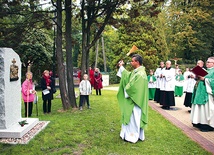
[41, 70, 54, 114]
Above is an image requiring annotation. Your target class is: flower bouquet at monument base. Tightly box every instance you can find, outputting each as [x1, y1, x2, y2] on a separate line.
[18, 120, 28, 127]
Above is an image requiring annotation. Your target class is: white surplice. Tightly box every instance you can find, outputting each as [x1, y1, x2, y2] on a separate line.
[191, 79, 214, 128]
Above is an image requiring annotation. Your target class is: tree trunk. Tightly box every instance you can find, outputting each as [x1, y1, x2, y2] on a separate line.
[56, 0, 70, 110]
[95, 39, 99, 68]
[65, 0, 77, 108]
[81, 33, 87, 77]
[80, 0, 123, 76]
[101, 36, 107, 72]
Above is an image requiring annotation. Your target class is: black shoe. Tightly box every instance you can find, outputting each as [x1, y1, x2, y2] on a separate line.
[161, 106, 166, 109]
[200, 124, 214, 132]
[193, 123, 201, 129]
[200, 128, 209, 132]
[165, 106, 170, 110]
[161, 106, 169, 110]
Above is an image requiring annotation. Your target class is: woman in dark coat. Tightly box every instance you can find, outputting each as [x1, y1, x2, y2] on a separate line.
[94, 68, 103, 95]
[41, 70, 54, 114]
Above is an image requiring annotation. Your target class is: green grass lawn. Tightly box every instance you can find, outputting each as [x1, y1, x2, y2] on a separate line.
[0, 88, 211, 155]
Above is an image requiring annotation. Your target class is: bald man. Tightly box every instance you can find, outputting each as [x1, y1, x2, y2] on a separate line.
[159, 60, 176, 110]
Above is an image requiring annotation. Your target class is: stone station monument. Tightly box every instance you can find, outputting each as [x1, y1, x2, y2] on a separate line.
[0, 48, 39, 139]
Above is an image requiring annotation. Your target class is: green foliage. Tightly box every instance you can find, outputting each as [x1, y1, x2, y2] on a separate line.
[87, 1, 165, 73]
[16, 43, 52, 83]
[0, 1, 54, 83]
[156, 0, 214, 62]
[0, 88, 210, 154]
[93, 1, 164, 74]
[109, 71, 120, 84]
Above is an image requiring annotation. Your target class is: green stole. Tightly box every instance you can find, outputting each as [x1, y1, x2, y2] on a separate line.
[207, 67, 214, 95]
[117, 66, 148, 129]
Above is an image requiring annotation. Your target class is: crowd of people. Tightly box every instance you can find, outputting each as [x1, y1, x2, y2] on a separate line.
[77, 67, 103, 96]
[152, 57, 214, 132]
[21, 66, 103, 116]
[78, 67, 103, 110]
[21, 54, 214, 145]
[21, 70, 56, 117]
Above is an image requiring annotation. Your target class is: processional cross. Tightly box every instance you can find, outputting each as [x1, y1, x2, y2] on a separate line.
[170, 53, 182, 65]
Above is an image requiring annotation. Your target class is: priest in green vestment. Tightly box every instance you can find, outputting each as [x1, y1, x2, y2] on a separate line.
[191, 56, 214, 132]
[117, 54, 148, 143]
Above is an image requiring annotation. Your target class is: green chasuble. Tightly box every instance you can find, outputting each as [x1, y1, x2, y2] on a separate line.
[117, 66, 148, 129]
[192, 67, 214, 105]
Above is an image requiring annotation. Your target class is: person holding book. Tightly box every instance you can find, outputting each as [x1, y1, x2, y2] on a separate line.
[185, 60, 205, 113]
[191, 57, 214, 132]
[41, 70, 54, 114]
[197, 60, 204, 68]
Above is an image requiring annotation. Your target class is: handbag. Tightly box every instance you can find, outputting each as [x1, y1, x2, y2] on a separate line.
[52, 87, 56, 93]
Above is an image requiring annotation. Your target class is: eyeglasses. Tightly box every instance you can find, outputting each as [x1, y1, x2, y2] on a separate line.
[206, 61, 214, 63]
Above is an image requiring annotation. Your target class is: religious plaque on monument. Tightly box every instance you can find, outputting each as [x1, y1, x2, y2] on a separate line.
[10, 58, 19, 81]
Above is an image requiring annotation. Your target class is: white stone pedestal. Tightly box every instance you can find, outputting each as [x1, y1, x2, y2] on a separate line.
[0, 118, 39, 138]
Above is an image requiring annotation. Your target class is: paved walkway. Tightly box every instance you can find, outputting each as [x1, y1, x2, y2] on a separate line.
[104, 87, 214, 154]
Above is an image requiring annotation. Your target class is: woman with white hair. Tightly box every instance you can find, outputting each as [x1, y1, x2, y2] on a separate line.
[21, 72, 36, 117]
[94, 68, 103, 95]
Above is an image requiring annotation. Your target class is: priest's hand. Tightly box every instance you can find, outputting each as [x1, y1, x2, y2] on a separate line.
[198, 76, 205, 81]
[118, 60, 124, 67]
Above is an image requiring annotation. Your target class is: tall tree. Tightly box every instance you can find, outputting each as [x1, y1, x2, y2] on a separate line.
[80, 0, 127, 76]
[160, 0, 214, 63]
[154, 9, 171, 61]
[104, 0, 164, 73]
[0, 0, 54, 82]
[65, 0, 77, 108]
[55, 0, 71, 110]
